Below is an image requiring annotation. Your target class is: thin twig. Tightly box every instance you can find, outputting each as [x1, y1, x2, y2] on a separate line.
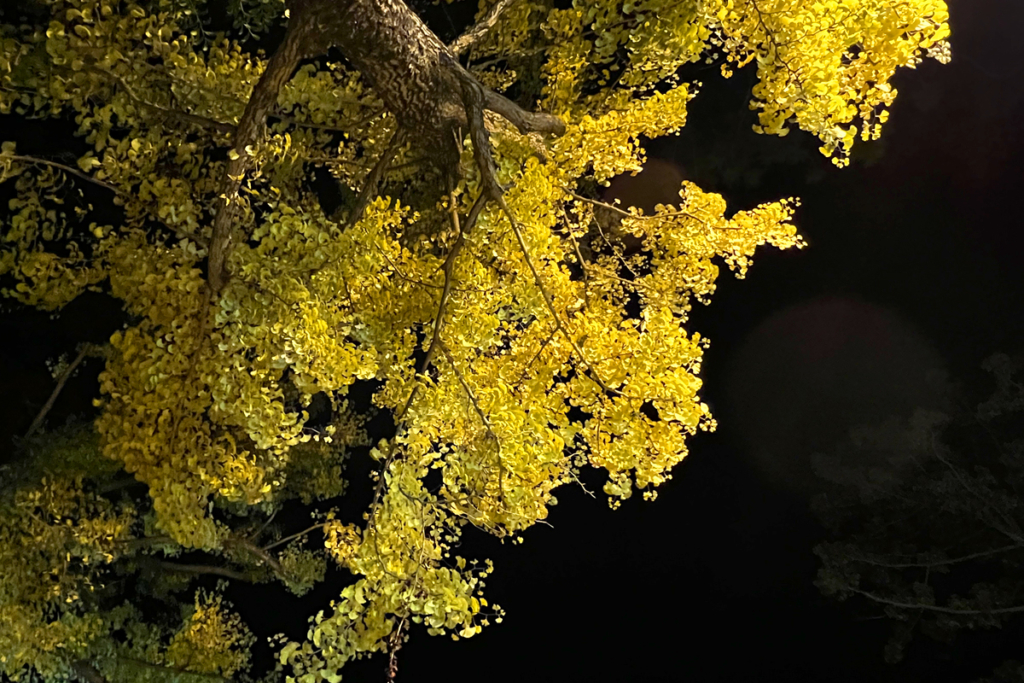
[331, 128, 407, 227]
[4, 154, 207, 245]
[88, 66, 235, 134]
[6, 155, 121, 195]
[226, 534, 286, 575]
[262, 522, 328, 552]
[849, 586, 1024, 616]
[25, 344, 95, 439]
[438, 340, 505, 501]
[448, 53, 614, 395]
[849, 543, 1022, 569]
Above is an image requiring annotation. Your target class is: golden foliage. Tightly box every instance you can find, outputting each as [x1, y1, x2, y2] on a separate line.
[0, 0, 948, 678]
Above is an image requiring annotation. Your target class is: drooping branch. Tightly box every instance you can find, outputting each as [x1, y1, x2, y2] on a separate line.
[3, 154, 207, 244]
[438, 340, 505, 500]
[4, 155, 122, 195]
[446, 56, 613, 394]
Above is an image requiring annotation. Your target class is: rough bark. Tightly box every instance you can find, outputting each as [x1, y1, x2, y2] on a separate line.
[207, 20, 315, 294]
[206, 0, 565, 294]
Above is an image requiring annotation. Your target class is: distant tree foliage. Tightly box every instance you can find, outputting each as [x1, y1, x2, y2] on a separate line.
[814, 354, 1024, 669]
[0, 0, 948, 680]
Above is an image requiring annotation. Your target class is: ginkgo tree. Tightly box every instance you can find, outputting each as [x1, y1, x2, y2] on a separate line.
[0, 0, 950, 680]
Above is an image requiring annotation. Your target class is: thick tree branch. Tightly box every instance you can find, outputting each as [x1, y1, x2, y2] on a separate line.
[449, 0, 521, 57]
[482, 89, 564, 136]
[207, 20, 313, 294]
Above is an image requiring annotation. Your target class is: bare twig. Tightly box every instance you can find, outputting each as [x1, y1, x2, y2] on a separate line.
[25, 344, 95, 439]
[262, 522, 328, 552]
[849, 586, 1024, 616]
[247, 509, 278, 543]
[226, 534, 286, 576]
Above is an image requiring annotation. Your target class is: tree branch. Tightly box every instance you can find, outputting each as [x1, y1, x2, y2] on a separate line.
[449, 0, 521, 57]
[848, 543, 1023, 569]
[262, 522, 327, 552]
[87, 66, 235, 134]
[25, 344, 96, 439]
[3, 154, 207, 245]
[438, 340, 506, 500]
[71, 661, 108, 683]
[149, 558, 251, 582]
[330, 128, 407, 226]
[207, 20, 312, 294]
[445, 59, 613, 395]
[482, 89, 565, 136]
[226, 534, 286, 576]
[5, 154, 122, 194]
[113, 657, 230, 682]
[849, 587, 1024, 616]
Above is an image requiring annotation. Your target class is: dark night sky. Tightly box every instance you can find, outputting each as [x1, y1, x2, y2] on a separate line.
[2, 0, 1023, 681]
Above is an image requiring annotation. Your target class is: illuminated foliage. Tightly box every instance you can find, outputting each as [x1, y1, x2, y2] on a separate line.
[0, 0, 948, 679]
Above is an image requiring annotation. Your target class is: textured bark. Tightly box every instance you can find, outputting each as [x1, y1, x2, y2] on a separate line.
[207, 21, 314, 294]
[206, 0, 564, 293]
